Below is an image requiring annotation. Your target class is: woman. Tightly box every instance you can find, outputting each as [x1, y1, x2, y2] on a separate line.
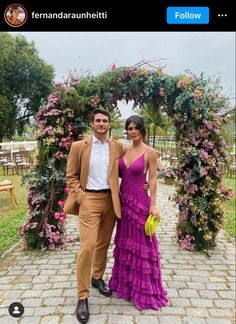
[109, 115, 168, 310]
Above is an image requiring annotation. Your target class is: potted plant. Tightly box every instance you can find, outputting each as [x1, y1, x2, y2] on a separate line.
[158, 164, 177, 185]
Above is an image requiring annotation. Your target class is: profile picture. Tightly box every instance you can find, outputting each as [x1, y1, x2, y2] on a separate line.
[4, 4, 27, 27]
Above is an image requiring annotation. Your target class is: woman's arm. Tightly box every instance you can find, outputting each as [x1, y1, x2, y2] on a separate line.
[148, 148, 160, 218]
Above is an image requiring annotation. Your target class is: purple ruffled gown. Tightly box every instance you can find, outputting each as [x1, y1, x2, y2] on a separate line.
[109, 154, 168, 310]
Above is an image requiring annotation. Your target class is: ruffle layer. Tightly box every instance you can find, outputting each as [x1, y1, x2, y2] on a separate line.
[114, 237, 159, 261]
[110, 272, 168, 311]
[120, 192, 150, 230]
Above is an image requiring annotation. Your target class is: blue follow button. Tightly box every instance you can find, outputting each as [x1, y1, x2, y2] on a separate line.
[167, 7, 209, 24]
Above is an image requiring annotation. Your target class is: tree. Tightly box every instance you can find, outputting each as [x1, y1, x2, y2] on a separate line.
[0, 32, 55, 142]
[136, 105, 171, 147]
[109, 110, 123, 137]
[0, 95, 15, 141]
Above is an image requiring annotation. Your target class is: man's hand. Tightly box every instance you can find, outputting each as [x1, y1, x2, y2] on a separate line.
[143, 182, 149, 191]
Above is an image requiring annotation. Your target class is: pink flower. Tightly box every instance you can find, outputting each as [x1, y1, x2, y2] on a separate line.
[187, 184, 198, 195]
[59, 217, 65, 223]
[44, 109, 61, 116]
[64, 186, 70, 194]
[220, 185, 226, 192]
[66, 123, 73, 131]
[58, 200, 65, 208]
[159, 87, 165, 97]
[67, 236, 75, 243]
[44, 126, 53, 135]
[60, 211, 66, 217]
[227, 191, 234, 199]
[201, 167, 208, 176]
[54, 212, 61, 219]
[52, 233, 60, 243]
[111, 63, 117, 71]
[55, 151, 63, 159]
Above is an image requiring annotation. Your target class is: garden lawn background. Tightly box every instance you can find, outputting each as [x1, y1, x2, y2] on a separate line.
[0, 170, 27, 256]
[222, 175, 236, 238]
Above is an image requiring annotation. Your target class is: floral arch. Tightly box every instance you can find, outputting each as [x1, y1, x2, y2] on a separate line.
[21, 65, 233, 253]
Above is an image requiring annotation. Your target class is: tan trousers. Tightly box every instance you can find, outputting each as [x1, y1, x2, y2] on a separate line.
[76, 192, 117, 299]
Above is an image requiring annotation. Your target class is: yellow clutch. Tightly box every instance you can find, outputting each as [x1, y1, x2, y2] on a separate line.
[144, 214, 161, 238]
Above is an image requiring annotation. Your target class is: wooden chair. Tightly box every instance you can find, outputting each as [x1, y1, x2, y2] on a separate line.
[2, 151, 17, 176]
[0, 180, 17, 208]
[15, 150, 31, 174]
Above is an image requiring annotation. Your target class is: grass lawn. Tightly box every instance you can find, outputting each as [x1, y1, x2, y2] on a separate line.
[0, 170, 28, 257]
[222, 175, 236, 239]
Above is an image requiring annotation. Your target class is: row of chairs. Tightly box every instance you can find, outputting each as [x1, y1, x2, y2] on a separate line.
[0, 150, 33, 175]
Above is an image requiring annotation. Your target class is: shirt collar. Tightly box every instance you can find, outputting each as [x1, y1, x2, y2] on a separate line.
[92, 134, 109, 144]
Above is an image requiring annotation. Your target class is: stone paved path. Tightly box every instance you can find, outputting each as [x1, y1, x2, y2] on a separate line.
[0, 182, 235, 323]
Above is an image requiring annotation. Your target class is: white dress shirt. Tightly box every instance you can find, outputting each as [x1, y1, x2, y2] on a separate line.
[86, 135, 110, 190]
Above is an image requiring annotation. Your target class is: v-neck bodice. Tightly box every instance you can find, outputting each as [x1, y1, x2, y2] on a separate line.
[123, 153, 145, 169]
[119, 154, 147, 186]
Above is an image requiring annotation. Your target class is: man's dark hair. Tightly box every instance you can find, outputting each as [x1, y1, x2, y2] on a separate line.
[10, 6, 19, 13]
[125, 115, 146, 139]
[91, 109, 110, 122]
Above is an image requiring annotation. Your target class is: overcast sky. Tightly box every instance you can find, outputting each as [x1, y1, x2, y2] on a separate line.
[11, 31, 236, 118]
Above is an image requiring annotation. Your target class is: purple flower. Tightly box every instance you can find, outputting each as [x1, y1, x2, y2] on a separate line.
[187, 184, 198, 195]
[220, 139, 228, 148]
[202, 139, 214, 150]
[180, 237, 195, 251]
[43, 126, 54, 135]
[180, 210, 188, 221]
[212, 126, 220, 134]
[213, 149, 220, 158]
[199, 149, 208, 161]
[44, 109, 62, 116]
[189, 134, 200, 146]
[203, 119, 213, 130]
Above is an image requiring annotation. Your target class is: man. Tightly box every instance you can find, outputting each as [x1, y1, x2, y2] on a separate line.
[66, 109, 123, 323]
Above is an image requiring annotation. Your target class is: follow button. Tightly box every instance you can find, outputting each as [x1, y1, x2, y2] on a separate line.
[167, 7, 209, 24]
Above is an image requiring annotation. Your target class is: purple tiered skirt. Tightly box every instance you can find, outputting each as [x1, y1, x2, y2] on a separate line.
[109, 164, 168, 310]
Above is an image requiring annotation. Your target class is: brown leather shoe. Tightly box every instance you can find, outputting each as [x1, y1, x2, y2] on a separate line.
[75, 298, 89, 323]
[91, 277, 112, 297]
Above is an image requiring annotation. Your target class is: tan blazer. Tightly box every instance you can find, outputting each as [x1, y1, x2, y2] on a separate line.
[66, 135, 123, 218]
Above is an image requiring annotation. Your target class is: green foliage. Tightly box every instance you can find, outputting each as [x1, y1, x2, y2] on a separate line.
[0, 95, 15, 140]
[0, 32, 55, 141]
